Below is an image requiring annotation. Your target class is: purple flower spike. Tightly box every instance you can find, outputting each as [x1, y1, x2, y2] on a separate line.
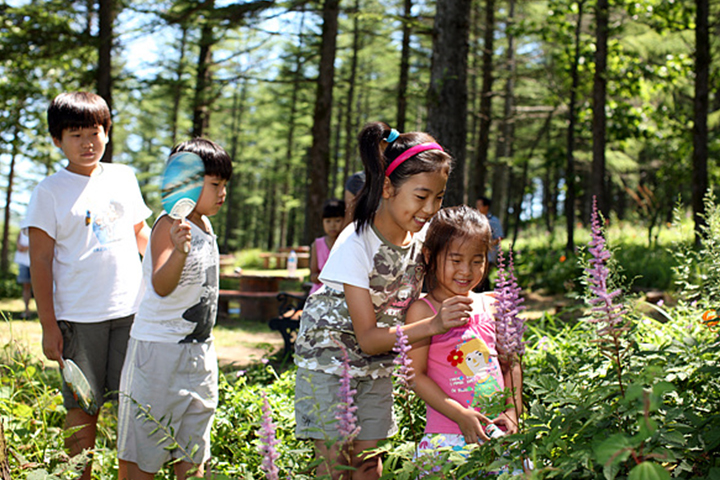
[493, 246, 527, 363]
[586, 197, 628, 336]
[393, 327, 415, 390]
[258, 391, 280, 480]
[334, 340, 361, 446]
[584, 196, 629, 396]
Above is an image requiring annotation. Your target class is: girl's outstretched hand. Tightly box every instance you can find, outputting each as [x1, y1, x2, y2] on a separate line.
[457, 409, 492, 444]
[432, 295, 473, 334]
[493, 410, 519, 435]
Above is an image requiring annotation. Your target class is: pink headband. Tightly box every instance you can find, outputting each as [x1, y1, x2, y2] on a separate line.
[385, 142, 444, 177]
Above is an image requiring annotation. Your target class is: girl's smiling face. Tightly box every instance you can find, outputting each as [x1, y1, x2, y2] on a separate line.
[376, 170, 448, 246]
[431, 236, 487, 299]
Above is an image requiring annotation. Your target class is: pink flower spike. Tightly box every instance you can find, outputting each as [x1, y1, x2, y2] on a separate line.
[258, 391, 280, 480]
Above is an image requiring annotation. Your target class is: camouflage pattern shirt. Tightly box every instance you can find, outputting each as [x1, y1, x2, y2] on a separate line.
[294, 223, 426, 378]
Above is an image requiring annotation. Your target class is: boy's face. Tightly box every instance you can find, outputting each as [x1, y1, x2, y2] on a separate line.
[193, 175, 228, 218]
[53, 125, 108, 176]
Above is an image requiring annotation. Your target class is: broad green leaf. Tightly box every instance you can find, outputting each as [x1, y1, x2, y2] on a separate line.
[595, 434, 632, 466]
[628, 462, 671, 480]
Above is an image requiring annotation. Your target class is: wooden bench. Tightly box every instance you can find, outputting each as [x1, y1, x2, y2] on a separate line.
[268, 292, 306, 358]
[218, 290, 279, 322]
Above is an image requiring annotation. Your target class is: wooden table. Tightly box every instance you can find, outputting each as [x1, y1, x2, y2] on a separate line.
[218, 272, 304, 321]
[258, 252, 310, 269]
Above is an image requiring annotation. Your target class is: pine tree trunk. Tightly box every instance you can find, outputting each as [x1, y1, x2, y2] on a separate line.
[472, 0, 495, 202]
[98, 0, 114, 163]
[427, 0, 472, 206]
[565, 0, 585, 253]
[396, 0, 413, 132]
[591, 0, 608, 219]
[306, 0, 340, 243]
[692, 0, 709, 245]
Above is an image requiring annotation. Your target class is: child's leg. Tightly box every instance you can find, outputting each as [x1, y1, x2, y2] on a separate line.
[314, 439, 381, 480]
[117, 459, 155, 480]
[65, 408, 99, 480]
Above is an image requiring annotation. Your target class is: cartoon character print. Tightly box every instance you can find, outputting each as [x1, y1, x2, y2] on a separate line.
[90, 200, 124, 245]
[447, 336, 501, 398]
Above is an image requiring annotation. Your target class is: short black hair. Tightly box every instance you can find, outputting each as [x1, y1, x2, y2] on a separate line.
[322, 198, 346, 218]
[170, 138, 233, 180]
[47, 92, 112, 140]
[344, 171, 366, 196]
[477, 196, 492, 208]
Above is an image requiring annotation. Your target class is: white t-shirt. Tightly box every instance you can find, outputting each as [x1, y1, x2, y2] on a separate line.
[21, 163, 152, 323]
[130, 216, 219, 344]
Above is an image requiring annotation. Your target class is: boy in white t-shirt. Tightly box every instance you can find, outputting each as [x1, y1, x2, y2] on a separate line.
[21, 91, 152, 480]
[117, 138, 232, 480]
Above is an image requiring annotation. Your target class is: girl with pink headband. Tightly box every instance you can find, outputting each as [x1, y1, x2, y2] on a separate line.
[295, 121, 474, 479]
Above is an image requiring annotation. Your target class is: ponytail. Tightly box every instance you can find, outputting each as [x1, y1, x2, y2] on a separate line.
[353, 122, 454, 233]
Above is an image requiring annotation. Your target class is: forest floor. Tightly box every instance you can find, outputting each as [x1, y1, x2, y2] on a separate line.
[0, 290, 568, 369]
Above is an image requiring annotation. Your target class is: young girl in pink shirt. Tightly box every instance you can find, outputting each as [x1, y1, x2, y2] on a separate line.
[309, 199, 345, 294]
[405, 205, 522, 453]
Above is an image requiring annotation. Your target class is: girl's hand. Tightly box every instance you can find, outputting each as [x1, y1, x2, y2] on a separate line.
[493, 410, 519, 435]
[432, 295, 473, 334]
[457, 409, 492, 444]
[170, 218, 192, 254]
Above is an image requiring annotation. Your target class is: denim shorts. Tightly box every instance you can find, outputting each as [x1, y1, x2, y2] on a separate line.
[295, 367, 397, 441]
[16, 265, 30, 284]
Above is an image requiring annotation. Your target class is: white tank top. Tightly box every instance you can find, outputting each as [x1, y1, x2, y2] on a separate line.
[130, 216, 219, 343]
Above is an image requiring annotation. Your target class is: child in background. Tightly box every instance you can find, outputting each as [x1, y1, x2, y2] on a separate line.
[309, 198, 346, 294]
[22, 91, 151, 480]
[14, 230, 32, 318]
[117, 138, 232, 480]
[405, 205, 522, 454]
[295, 121, 473, 480]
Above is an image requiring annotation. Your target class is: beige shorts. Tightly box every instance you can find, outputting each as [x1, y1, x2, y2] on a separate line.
[117, 338, 218, 473]
[295, 367, 397, 441]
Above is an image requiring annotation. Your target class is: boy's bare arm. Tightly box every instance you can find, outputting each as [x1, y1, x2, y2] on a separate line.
[28, 227, 63, 364]
[150, 216, 191, 297]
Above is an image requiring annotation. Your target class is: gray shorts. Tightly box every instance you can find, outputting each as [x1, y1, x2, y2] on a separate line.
[117, 338, 218, 473]
[59, 315, 133, 410]
[295, 367, 397, 441]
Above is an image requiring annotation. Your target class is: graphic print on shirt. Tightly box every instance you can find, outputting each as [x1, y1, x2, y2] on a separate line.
[90, 200, 125, 246]
[445, 323, 501, 400]
[179, 235, 218, 343]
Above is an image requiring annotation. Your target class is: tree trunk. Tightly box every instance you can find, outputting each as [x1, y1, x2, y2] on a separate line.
[222, 82, 245, 252]
[305, 0, 340, 243]
[427, 0, 472, 206]
[170, 27, 189, 147]
[493, 0, 516, 228]
[192, 3, 215, 138]
[565, 0, 584, 253]
[472, 0, 495, 202]
[343, 0, 360, 191]
[396, 0, 413, 132]
[98, 0, 114, 163]
[591, 0, 608, 218]
[692, 0, 709, 245]
[1, 121, 20, 274]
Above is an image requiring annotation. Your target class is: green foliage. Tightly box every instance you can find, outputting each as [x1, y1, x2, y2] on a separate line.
[0, 271, 22, 299]
[671, 192, 720, 308]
